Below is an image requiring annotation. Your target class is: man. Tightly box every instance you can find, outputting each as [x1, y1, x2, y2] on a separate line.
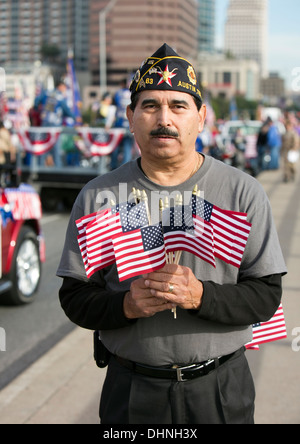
[57, 44, 287, 424]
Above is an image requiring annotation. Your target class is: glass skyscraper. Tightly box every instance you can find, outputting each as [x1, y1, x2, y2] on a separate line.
[197, 0, 216, 54]
[0, 0, 90, 71]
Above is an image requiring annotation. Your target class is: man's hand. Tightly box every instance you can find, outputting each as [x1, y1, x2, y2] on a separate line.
[123, 264, 203, 319]
[123, 277, 175, 319]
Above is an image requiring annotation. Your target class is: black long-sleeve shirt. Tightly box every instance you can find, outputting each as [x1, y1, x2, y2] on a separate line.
[59, 274, 282, 331]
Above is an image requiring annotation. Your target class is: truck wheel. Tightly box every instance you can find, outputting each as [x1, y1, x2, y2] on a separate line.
[3, 226, 42, 305]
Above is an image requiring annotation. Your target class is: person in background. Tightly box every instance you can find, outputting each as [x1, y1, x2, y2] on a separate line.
[257, 120, 270, 171]
[29, 103, 42, 127]
[35, 80, 78, 167]
[110, 78, 134, 169]
[266, 117, 282, 170]
[0, 121, 16, 187]
[281, 120, 300, 182]
[0, 121, 16, 165]
[93, 92, 116, 129]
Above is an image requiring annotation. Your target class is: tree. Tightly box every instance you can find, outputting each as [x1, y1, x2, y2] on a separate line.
[211, 96, 230, 120]
[40, 43, 61, 64]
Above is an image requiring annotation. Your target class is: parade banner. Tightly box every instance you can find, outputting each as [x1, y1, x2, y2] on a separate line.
[18, 127, 62, 156]
[17, 127, 125, 157]
[77, 127, 125, 157]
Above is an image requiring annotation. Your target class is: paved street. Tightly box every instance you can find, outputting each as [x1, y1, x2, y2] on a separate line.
[0, 164, 299, 424]
[0, 213, 73, 390]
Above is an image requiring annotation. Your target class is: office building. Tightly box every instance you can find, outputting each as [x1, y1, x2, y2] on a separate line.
[198, 53, 260, 101]
[224, 0, 268, 77]
[0, 0, 90, 71]
[89, 0, 198, 87]
[1, 0, 199, 104]
[261, 72, 285, 102]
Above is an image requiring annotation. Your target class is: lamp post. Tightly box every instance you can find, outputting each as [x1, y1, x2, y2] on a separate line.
[99, 0, 118, 94]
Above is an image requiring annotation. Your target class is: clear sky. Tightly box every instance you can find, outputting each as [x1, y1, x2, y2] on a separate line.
[215, 0, 300, 89]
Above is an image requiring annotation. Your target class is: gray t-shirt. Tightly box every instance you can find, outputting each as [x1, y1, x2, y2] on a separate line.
[57, 155, 287, 365]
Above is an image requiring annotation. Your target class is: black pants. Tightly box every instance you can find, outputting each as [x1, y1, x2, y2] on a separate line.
[99, 348, 255, 425]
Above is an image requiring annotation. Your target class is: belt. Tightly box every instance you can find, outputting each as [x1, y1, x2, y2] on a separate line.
[115, 349, 241, 382]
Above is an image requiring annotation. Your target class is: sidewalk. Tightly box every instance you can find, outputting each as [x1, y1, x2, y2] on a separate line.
[0, 166, 299, 424]
[247, 165, 300, 424]
[0, 327, 102, 424]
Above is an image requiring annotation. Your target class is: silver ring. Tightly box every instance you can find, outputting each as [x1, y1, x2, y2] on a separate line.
[168, 284, 174, 293]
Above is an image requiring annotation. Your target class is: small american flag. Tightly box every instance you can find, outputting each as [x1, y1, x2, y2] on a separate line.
[84, 208, 121, 275]
[246, 304, 287, 348]
[76, 209, 116, 278]
[76, 201, 150, 278]
[116, 201, 149, 232]
[192, 195, 252, 268]
[112, 223, 166, 282]
[162, 205, 216, 268]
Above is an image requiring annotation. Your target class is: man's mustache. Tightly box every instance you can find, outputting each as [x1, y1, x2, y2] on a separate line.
[150, 127, 179, 138]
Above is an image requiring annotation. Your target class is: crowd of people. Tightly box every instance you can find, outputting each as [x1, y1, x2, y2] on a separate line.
[1, 73, 300, 183]
[26, 77, 136, 170]
[196, 114, 300, 183]
[255, 116, 299, 182]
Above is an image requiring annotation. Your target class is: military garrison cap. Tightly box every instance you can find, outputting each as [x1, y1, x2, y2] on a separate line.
[129, 43, 202, 101]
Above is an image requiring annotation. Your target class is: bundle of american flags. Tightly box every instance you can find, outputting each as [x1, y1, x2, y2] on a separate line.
[76, 186, 252, 281]
[76, 186, 287, 347]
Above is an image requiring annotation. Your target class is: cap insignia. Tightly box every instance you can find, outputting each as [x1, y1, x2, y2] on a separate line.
[156, 65, 178, 87]
[187, 66, 197, 86]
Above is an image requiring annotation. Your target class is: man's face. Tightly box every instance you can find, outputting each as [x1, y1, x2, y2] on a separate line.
[126, 90, 206, 164]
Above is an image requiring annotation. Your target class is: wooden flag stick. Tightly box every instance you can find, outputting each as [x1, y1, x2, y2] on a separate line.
[164, 196, 174, 264]
[159, 198, 169, 264]
[159, 199, 177, 318]
[174, 193, 183, 266]
[169, 193, 184, 320]
[141, 190, 151, 225]
[132, 187, 138, 204]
